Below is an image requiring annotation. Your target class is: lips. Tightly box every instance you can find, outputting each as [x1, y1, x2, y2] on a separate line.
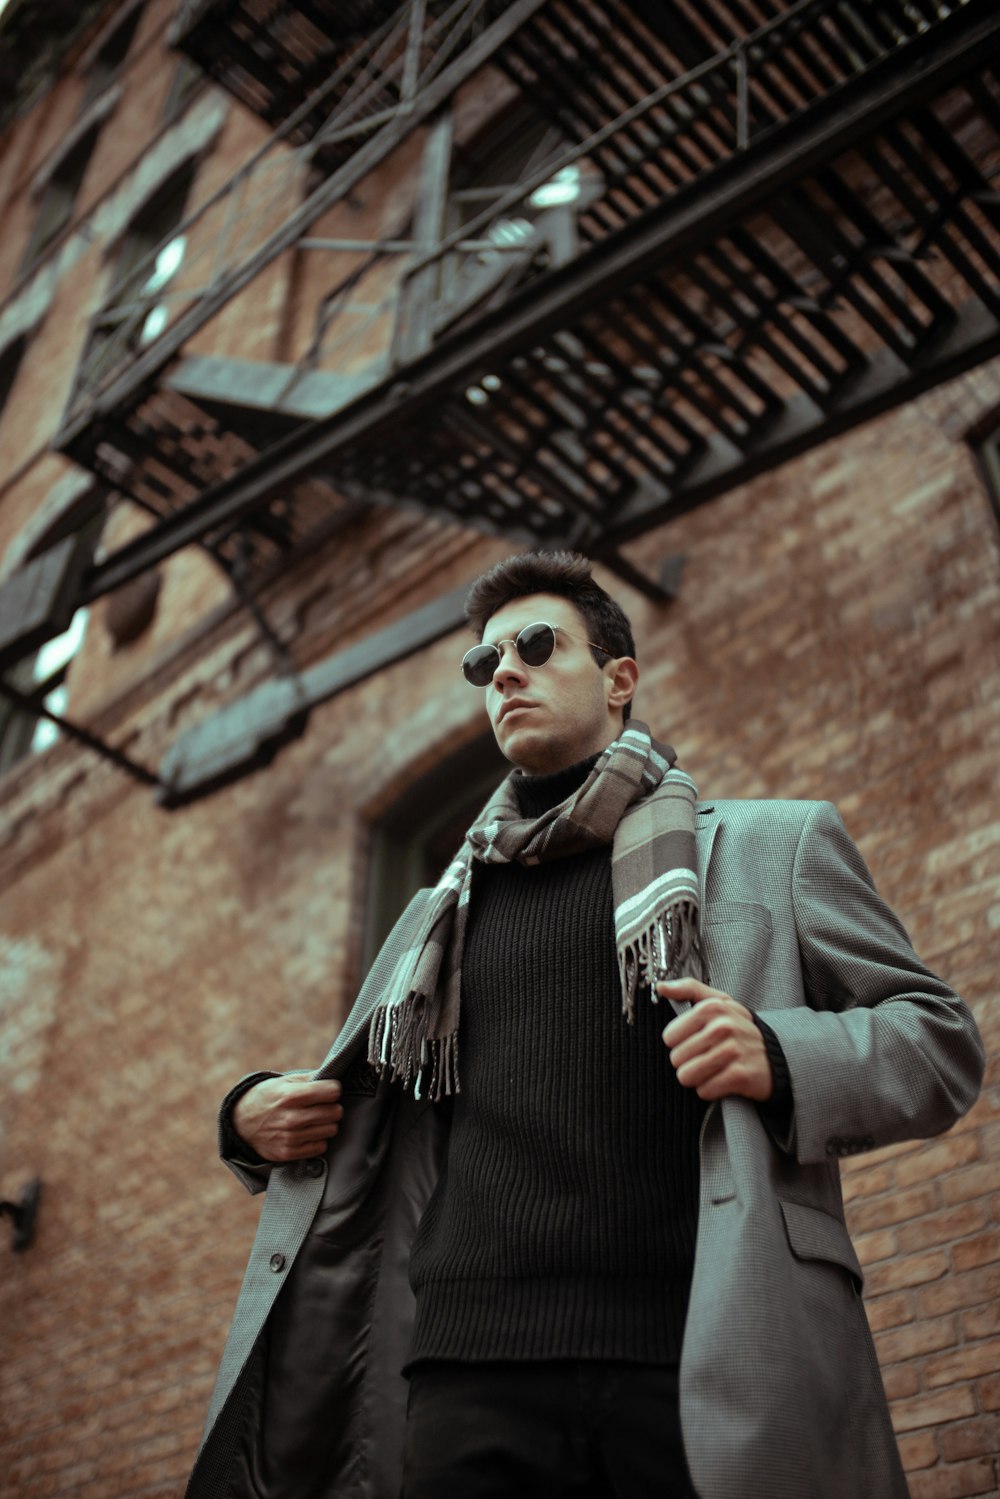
[498, 699, 536, 724]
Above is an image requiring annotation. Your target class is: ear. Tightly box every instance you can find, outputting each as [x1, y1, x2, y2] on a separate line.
[606, 656, 639, 714]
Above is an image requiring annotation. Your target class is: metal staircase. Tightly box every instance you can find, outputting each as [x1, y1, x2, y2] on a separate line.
[49, 0, 999, 607]
[3, 0, 997, 798]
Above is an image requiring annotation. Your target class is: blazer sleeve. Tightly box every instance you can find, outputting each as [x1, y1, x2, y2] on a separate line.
[759, 801, 985, 1166]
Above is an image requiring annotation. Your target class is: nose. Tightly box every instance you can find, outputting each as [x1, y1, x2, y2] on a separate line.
[492, 640, 527, 690]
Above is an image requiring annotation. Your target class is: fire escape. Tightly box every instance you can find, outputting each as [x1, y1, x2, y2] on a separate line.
[3, 0, 999, 804]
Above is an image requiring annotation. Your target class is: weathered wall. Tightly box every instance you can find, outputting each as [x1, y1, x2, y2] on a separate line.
[3, 362, 998, 1498]
[0, 4, 998, 1497]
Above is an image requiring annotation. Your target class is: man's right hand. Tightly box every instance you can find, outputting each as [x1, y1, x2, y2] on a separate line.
[231, 1074, 344, 1162]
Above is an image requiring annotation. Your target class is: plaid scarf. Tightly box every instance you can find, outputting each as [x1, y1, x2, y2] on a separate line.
[368, 722, 708, 1100]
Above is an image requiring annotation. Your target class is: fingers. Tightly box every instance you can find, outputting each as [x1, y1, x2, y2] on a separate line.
[660, 994, 772, 1102]
[659, 986, 732, 1047]
[280, 1078, 343, 1106]
[656, 977, 716, 1004]
[232, 1075, 347, 1162]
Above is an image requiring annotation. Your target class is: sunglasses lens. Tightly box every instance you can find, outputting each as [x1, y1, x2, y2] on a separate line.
[462, 644, 499, 686]
[461, 623, 557, 685]
[516, 622, 556, 666]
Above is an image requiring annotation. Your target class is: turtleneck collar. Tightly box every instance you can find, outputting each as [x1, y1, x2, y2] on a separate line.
[513, 752, 602, 819]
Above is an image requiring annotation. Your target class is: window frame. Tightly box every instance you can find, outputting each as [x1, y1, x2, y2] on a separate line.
[361, 732, 508, 976]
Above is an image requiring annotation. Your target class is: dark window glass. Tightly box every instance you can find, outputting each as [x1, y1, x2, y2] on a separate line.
[83, 158, 197, 388]
[83, 3, 145, 105]
[0, 507, 105, 775]
[21, 127, 99, 271]
[162, 55, 202, 122]
[362, 734, 507, 974]
[0, 336, 26, 426]
[973, 419, 1000, 535]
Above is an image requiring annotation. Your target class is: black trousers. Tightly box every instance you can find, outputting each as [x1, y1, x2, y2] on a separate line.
[400, 1361, 699, 1499]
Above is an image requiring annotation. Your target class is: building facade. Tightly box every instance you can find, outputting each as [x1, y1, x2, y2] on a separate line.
[1, 2, 999, 1494]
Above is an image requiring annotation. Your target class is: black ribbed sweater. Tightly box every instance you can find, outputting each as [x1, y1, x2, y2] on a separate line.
[407, 757, 707, 1368]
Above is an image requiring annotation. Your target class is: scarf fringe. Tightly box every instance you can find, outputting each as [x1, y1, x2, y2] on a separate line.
[368, 994, 460, 1100]
[618, 900, 709, 1022]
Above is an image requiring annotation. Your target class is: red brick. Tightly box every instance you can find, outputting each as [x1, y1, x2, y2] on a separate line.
[961, 1300, 1000, 1340]
[850, 1184, 939, 1234]
[937, 1415, 1000, 1463]
[894, 1133, 981, 1188]
[866, 1251, 951, 1298]
[874, 1314, 957, 1365]
[897, 1430, 939, 1471]
[855, 1227, 899, 1265]
[953, 1231, 1000, 1273]
[916, 1265, 1000, 1319]
[892, 1386, 978, 1434]
[842, 1164, 896, 1203]
[923, 1338, 1000, 1390]
[861, 1139, 927, 1166]
[942, 1164, 1000, 1207]
[897, 1200, 993, 1255]
[883, 1362, 922, 1401]
[906, 1459, 998, 1499]
[977, 1374, 1000, 1412]
[866, 1290, 915, 1332]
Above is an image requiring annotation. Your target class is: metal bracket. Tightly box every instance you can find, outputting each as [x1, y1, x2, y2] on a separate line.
[0, 677, 164, 789]
[0, 1179, 41, 1251]
[600, 549, 687, 604]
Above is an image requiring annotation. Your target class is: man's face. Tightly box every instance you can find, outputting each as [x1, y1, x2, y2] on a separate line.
[480, 592, 626, 775]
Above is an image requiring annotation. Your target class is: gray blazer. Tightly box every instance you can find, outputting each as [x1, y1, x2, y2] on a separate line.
[186, 800, 984, 1499]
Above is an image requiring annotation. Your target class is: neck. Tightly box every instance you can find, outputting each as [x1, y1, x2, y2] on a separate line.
[514, 753, 601, 817]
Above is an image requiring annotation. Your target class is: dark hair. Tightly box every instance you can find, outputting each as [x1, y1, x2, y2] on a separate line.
[464, 551, 636, 720]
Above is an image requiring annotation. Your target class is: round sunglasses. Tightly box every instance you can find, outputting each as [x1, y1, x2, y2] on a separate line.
[461, 621, 610, 686]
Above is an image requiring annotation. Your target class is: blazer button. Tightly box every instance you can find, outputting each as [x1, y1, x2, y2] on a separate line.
[269, 1252, 286, 1273]
[304, 1158, 325, 1178]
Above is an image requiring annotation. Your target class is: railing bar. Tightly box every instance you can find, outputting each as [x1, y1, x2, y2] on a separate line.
[771, 197, 924, 358]
[686, 249, 830, 401]
[728, 225, 867, 367]
[878, 115, 1000, 310]
[404, 0, 831, 277]
[816, 153, 957, 317]
[546, 2, 736, 170]
[539, 7, 734, 170]
[511, 351, 685, 478]
[615, 285, 763, 439]
[570, 320, 708, 453]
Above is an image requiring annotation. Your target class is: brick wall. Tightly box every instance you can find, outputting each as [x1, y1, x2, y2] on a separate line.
[3, 364, 998, 1496]
[0, 8, 998, 1497]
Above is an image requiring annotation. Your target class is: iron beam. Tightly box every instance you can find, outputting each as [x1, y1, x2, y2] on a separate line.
[604, 298, 1000, 543]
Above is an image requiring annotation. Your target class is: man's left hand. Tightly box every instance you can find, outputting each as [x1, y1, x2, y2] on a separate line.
[658, 978, 773, 1101]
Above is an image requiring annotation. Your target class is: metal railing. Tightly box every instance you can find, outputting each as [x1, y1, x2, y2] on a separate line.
[58, 0, 973, 434]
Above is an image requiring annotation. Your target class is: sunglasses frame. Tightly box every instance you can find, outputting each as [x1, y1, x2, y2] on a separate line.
[461, 621, 611, 686]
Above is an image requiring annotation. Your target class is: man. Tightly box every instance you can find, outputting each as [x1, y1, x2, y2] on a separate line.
[187, 552, 984, 1499]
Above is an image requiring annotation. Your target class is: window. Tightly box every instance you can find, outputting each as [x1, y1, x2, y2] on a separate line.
[972, 416, 1000, 535]
[21, 127, 99, 271]
[362, 733, 507, 974]
[436, 104, 598, 335]
[82, 2, 145, 106]
[162, 55, 202, 122]
[0, 504, 105, 775]
[0, 610, 90, 771]
[85, 158, 196, 387]
[0, 335, 26, 430]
